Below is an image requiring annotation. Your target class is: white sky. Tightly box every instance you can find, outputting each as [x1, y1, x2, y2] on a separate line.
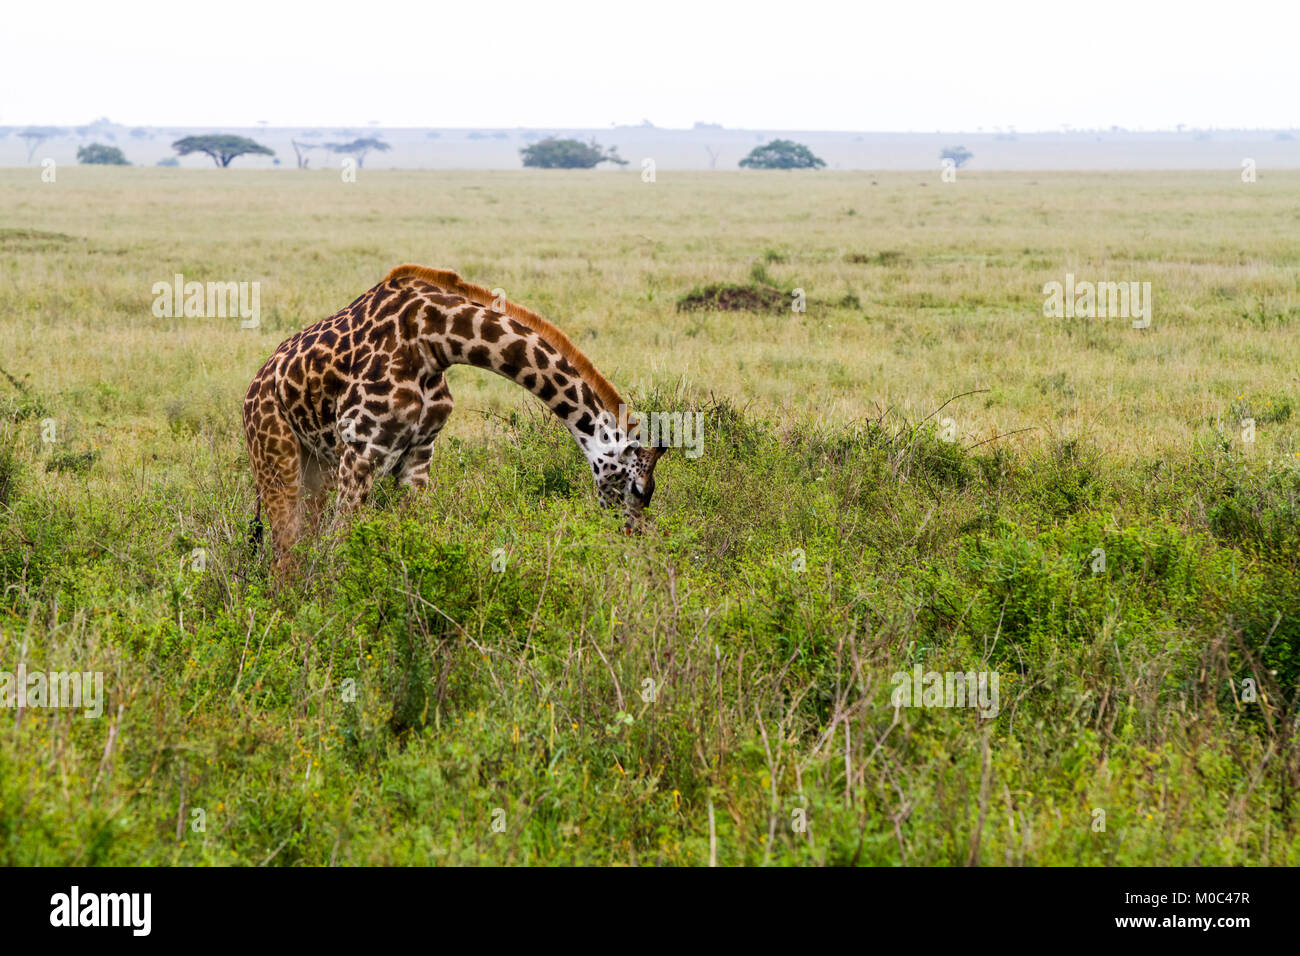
[3, 0, 1296, 131]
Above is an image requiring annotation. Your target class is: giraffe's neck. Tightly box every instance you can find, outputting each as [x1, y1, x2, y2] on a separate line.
[418, 301, 628, 464]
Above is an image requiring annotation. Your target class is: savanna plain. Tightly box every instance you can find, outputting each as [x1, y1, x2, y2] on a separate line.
[1, 168, 1298, 865]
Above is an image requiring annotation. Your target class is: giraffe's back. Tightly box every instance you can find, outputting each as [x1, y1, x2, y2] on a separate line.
[243, 285, 438, 467]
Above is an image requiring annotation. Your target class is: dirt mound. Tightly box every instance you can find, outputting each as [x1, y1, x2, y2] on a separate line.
[676, 282, 787, 313]
[844, 250, 906, 266]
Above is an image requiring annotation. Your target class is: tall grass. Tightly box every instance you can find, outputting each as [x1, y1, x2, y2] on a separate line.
[0, 169, 1297, 864]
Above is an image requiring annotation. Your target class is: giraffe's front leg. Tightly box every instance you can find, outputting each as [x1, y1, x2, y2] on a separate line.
[395, 378, 454, 492]
[396, 443, 435, 491]
[336, 444, 379, 513]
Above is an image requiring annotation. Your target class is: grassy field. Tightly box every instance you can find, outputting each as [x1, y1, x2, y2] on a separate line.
[1, 167, 1298, 865]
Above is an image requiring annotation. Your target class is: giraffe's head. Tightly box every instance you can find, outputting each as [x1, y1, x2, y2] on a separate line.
[590, 430, 669, 532]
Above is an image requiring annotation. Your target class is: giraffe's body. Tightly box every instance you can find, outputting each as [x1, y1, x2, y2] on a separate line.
[243, 265, 664, 575]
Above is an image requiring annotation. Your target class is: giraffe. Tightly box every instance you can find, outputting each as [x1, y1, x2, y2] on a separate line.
[242, 265, 667, 576]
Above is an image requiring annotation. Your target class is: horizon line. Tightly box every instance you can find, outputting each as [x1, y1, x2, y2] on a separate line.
[6, 121, 1300, 136]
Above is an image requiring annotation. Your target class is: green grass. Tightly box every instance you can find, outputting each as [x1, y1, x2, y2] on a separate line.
[0, 169, 1298, 865]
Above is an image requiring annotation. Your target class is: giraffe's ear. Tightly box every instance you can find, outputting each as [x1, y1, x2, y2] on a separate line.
[647, 444, 669, 465]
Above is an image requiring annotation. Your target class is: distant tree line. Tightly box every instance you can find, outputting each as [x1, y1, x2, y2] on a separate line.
[5, 125, 952, 174]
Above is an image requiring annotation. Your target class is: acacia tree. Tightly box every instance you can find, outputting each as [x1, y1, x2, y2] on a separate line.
[519, 138, 627, 169]
[940, 145, 973, 169]
[291, 138, 321, 169]
[77, 143, 129, 165]
[18, 126, 64, 163]
[324, 137, 391, 169]
[738, 139, 825, 169]
[172, 134, 275, 167]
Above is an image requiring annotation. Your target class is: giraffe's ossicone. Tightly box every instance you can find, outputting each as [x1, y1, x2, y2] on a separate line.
[243, 265, 668, 576]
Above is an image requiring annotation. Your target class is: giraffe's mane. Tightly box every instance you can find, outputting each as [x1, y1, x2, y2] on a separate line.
[384, 264, 626, 416]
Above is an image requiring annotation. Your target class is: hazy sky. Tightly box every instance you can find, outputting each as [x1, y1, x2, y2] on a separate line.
[5, 0, 1296, 131]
